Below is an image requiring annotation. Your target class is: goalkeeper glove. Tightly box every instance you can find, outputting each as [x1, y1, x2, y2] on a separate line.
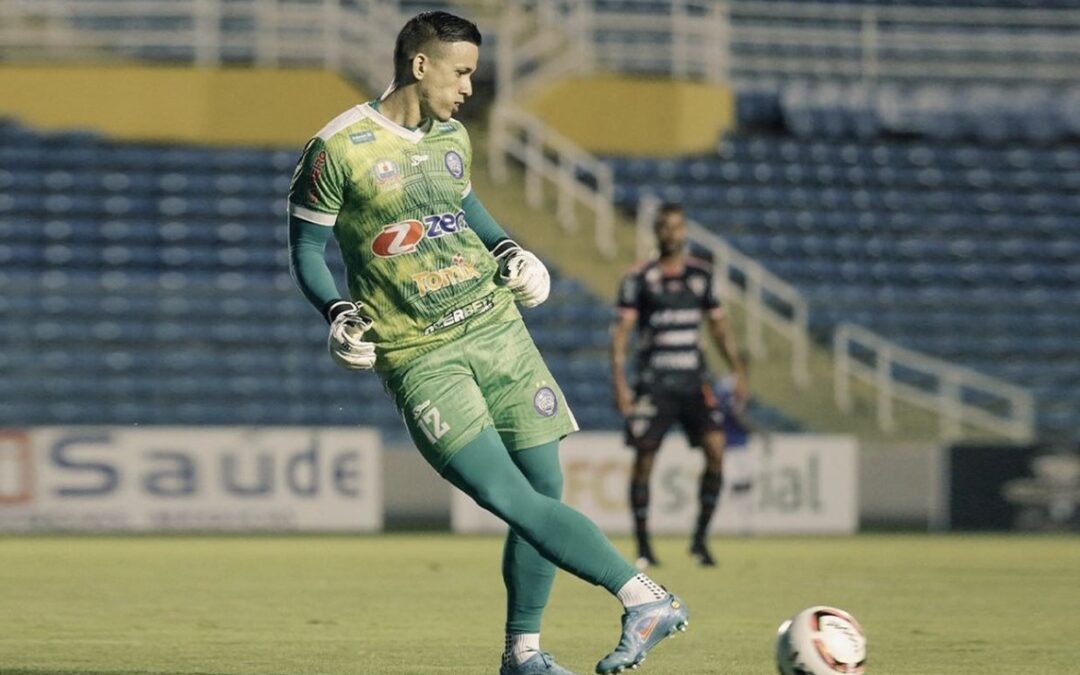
[492, 239, 550, 308]
[325, 300, 376, 371]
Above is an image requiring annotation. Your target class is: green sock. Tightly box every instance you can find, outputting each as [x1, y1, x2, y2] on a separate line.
[501, 441, 561, 634]
[443, 427, 637, 597]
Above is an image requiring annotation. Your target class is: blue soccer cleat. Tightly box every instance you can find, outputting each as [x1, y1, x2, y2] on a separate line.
[595, 593, 689, 674]
[501, 649, 579, 675]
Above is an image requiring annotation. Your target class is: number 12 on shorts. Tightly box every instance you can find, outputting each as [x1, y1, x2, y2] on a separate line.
[413, 400, 450, 443]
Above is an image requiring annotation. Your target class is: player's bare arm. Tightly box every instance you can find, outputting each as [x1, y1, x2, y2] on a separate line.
[708, 312, 749, 406]
[610, 310, 637, 416]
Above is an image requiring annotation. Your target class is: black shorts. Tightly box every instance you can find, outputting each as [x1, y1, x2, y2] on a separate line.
[624, 385, 724, 450]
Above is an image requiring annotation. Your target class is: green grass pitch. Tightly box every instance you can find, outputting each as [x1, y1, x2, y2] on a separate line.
[1, 533, 1077, 674]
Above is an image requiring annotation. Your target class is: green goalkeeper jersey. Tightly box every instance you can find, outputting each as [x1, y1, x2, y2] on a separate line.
[288, 102, 520, 370]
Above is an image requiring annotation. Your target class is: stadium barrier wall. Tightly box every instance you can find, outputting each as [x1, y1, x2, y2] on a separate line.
[0, 427, 383, 532]
[520, 75, 735, 157]
[4, 428, 1004, 533]
[0, 65, 366, 146]
[945, 443, 1080, 532]
[450, 432, 859, 535]
[858, 442, 945, 530]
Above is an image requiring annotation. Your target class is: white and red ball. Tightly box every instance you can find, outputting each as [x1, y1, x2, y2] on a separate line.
[775, 606, 867, 675]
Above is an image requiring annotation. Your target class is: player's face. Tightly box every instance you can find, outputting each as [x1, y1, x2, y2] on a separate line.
[418, 41, 478, 122]
[655, 212, 686, 256]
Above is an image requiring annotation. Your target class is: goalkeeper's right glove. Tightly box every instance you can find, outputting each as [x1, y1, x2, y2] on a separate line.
[325, 300, 376, 371]
[492, 239, 550, 308]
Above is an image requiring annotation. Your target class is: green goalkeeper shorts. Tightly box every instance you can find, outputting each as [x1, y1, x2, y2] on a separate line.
[380, 318, 579, 472]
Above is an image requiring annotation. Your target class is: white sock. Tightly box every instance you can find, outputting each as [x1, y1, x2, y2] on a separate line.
[616, 573, 667, 608]
[502, 633, 540, 666]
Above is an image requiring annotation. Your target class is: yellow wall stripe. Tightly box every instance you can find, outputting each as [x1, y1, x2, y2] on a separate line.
[0, 65, 367, 146]
[522, 74, 735, 157]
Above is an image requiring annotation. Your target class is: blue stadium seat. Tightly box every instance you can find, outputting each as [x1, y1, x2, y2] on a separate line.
[0, 121, 643, 433]
[606, 79, 1080, 437]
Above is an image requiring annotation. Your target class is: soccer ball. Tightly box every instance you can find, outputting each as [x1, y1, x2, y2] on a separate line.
[775, 606, 867, 675]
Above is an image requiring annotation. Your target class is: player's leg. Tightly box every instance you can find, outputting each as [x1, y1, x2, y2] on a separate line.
[624, 392, 675, 570]
[387, 334, 687, 672]
[443, 430, 689, 674]
[445, 429, 637, 594]
[690, 431, 725, 566]
[682, 387, 726, 567]
[500, 440, 564, 673]
[467, 320, 689, 673]
[629, 443, 660, 569]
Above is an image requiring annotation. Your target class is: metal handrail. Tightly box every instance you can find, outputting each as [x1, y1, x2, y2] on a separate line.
[834, 323, 1035, 441]
[0, 0, 402, 92]
[489, 104, 616, 259]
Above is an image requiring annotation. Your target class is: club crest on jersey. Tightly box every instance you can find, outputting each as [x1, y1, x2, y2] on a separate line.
[373, 159, 400, 183]
[444, 151, 464, 179]
[645, 267, 662, 293]
[688, 276, 707, 297]
[533, 387, 558, 418]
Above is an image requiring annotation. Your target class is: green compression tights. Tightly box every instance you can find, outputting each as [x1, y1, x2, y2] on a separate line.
[442, 427, 638, 633]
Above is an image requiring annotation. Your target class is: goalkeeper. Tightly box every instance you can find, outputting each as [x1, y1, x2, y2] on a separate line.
[287, 11, 688, 675]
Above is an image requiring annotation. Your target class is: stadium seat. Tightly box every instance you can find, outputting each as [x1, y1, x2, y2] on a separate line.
[0, 123, 662, 433]
[606, 80, 1080, 438]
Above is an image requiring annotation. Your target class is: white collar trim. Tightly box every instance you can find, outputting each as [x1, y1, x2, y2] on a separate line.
[359, 102, 426, 144]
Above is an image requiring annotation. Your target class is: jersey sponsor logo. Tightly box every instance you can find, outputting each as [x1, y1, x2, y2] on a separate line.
[648, 308, 702, 327]
[411, 255, 482, 295]
[653, 329, 699, 347]
[370, 211, 470, 257]
[650, 351, 700, 370]
[371, 220, 424, 257]
[533, 387, 558, 417]
[349, 131, 376, 144]
[437, 122, 457, 132]
[422, 293, 495, 335]
[409, 153, 429, 166]
[444, 151, 464, 179]
[307, 150, 328, 203]
[373, 158, 400, 183]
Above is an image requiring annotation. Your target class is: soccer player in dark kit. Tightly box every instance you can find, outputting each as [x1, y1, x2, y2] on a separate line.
[611, 203, 748, 568]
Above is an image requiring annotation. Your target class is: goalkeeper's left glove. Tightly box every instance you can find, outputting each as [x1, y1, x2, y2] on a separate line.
[325, 300, 376, 371]
[492, 239, 550, 308]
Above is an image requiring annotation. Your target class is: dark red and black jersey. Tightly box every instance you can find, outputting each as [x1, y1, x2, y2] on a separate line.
[616, 256, 723, 394]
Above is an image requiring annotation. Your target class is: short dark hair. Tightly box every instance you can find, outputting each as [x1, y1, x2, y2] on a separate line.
[654, 202, 684, 229]
[393, 11, 482, 84]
